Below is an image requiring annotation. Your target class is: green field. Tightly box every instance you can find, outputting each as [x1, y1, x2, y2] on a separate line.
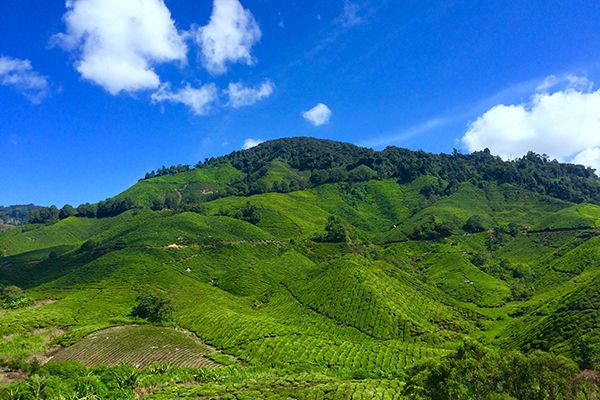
[51, 325, 220, 369]
[1, 138, 599, 399]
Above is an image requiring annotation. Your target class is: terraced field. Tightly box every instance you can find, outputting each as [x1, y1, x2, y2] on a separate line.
[51, 325, 220, 369]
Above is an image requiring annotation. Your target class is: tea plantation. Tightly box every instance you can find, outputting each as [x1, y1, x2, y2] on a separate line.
[1, 138, 599, 399]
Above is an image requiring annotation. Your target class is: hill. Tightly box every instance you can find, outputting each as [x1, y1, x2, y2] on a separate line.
[0, 204, 43, 228]
[0, 137, 599, 398]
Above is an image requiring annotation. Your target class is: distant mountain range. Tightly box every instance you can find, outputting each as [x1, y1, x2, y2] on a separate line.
[0, 204, 43, 227]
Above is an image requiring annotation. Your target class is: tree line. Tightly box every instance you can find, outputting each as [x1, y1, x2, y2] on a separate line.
[27, 138, 600, 224]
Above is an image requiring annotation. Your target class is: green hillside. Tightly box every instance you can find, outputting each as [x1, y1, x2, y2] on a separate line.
[1, 138, 599, 399]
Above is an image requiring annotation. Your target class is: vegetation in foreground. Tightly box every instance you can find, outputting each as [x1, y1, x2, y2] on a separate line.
[1, 138, 600, 398]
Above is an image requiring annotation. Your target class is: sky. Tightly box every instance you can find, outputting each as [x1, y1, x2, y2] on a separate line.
[2, 0, 600, 207]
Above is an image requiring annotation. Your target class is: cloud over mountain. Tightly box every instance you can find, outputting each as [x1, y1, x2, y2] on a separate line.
[462, 75, 600, 174]
[303, 103, 332, 126]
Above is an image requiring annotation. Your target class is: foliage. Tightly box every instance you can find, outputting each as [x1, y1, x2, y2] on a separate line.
[28, 205, 59, 224]
[0, 204, 43, 226]
[131, 292, 173, 323]
[463, 214, 486, 233]
[324, 216, 346, 242]
[0, 285, 32, 309]
[96, 197, 136, 218]
[58, 204, 76, 220]
[75, 202, 97, 218]
[143, 164, 192, 180]
[403, 341, 582, 400]
[410, 215, 453, 240]
[237, 202, 262, 225]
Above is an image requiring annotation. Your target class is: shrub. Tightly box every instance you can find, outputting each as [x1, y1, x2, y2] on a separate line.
[0, 285, 32, 309]
[411, 216, 453, 240]
[324, 216, 346, 242]
[131, 292, 173, 323]
[237, 202, 261, 225]
[403, 341, 581, 400]
[463, 215, 486, 233]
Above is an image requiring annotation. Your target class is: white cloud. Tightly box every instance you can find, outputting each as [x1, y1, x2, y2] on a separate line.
[536, 74, 593, 93]
[0, 56, 48, 103]
[195, 0, 261, 75]
[572, 147, 600, 175]
[303, 103, 332, 126]
[461, 76, 600, 170]
[151, 83, 218, 115]
[242, 138, 263, 149]
[339, 1, 365, 27]
[52, 0, 187, 94]
[226, 80, 273, 108]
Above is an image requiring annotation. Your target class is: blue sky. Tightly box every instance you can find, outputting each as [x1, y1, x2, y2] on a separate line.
[2, 0, 600, 207]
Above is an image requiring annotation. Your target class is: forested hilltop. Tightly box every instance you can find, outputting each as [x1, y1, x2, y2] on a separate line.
[27, 137, 600, 223]
[1, 137, 600, 399]
[0, 205, 42, 228]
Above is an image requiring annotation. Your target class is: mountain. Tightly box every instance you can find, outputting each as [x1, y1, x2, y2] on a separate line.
[0, 204, 43, 228]
[0, 137, 599, 398]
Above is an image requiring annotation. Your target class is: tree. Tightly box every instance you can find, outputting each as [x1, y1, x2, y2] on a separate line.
[463, 215, 486, 233]
[0, 285, 32, 309]
[403, 341, 580, 400]
[324, 216, 346, 242]
[131, 292, 173, 323]
[508, 222, 521, 237]
[348, 165, 377, 182]
[59, 204, 76, 220]
[238, 202, 261, 225]
[411, 216, 453, 240]
[28, 206, 59, 224]
[471, 253, 486, 267]
[164, 193, 180, 210]
[76, 203, 97, 218]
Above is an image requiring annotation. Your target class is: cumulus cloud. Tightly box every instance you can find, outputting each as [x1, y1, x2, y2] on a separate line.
[226, 80, 273, 108]
[572, 147, 600, 175]
[151, 83, 218, 115]
[52, 0, 187, 94]
[195, 0, 261, 75]
[242, 138, 264, 149]
[0, 56, 48, 103]
[303, 103, 332, 126]
[461, 75, 600, 173]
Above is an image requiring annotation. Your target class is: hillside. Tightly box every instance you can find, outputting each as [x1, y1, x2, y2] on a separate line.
[1, 138, 599, 398]
[0, 204, 42, 228]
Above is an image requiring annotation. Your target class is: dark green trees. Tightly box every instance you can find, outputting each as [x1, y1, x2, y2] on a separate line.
[403, 341, 582, 400]
[463, 215, 486, 233]
[411, 216, 453, 240]
[28, 205, 59, 224]
[76, 203, 97, 218]
[324, 216, 346, 242]
[59, 204, 77, 220]
[238, 202, 262, 225]
[131, 293, 173, 323]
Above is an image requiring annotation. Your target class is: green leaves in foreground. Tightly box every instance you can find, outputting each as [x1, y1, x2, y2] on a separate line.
[403, 341, 595, 400]
[0, 285, 32, 309]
